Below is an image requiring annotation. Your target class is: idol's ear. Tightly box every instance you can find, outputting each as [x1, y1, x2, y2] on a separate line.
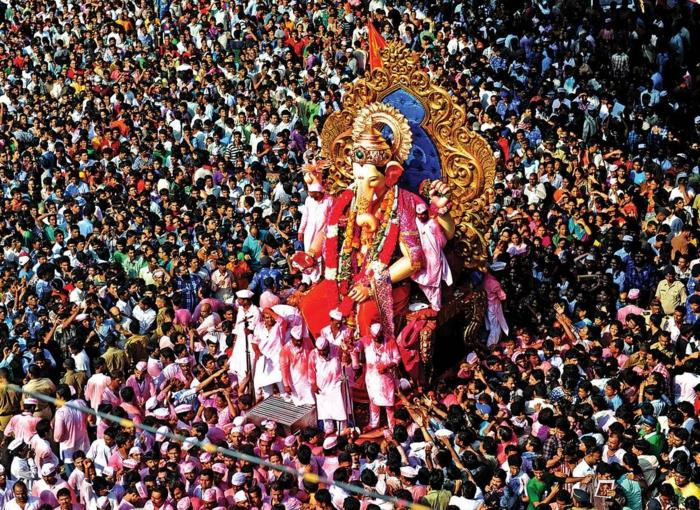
[384, 161, 404, 187]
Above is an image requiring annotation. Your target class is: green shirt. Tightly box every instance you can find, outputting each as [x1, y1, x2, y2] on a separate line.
[112, 251, 127, 266]
[122, 256, 147, 279]
[420, 489, 451, 510]
[640, 430, 665, 457]
[296, 97, 320, 128]
[527, 475, 553, 510]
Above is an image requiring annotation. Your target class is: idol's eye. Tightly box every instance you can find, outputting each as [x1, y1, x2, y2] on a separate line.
[355, 149, 365, 160]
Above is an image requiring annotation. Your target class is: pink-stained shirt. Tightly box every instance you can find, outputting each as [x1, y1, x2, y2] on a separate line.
[108, 449, 128, 471]
[84, 373, 112, 410]
[413, 216, 452, 309]
[299, 194, 333, 254]
[4, 412, 40, 442]
[101, 386, 121, 408]
[30, 434, 59, 467]
[362, 336, 401, 407]
[125, 374, 155, 407]
[120, 402, 144, 427]
[67, 468, 84, 495]
[617, 304, 644, 323]
[53, 399, 90, 463]
[279, 341, 314, 406]
[196, 312, 221, 335]
[32, 479, 73, 507]
[308, 347, 343, 392]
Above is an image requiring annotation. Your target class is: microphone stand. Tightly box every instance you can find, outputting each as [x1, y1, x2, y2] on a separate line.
[244, 319, 255, 402]
[340, 346, 355, 426]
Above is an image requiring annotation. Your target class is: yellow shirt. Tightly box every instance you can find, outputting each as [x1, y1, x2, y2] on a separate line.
[668, 479, 700, 506]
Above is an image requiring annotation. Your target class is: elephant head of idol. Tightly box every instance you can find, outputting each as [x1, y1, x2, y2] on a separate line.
[348, 103, 413, 233]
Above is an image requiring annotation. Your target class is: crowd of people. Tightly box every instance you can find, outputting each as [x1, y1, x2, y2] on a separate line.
[0, 0, 699, 509]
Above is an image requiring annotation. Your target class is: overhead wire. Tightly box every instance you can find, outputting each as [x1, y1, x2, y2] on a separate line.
[0, 382, 429, 510]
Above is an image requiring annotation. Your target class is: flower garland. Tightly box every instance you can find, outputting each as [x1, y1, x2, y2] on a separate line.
[324, 185, 401, 298]
[324, 189, 354, 283]
[338, 185, 399, 289]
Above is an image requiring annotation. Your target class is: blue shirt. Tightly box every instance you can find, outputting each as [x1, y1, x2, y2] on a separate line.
[174, 273, 202, 312]
[248, 267, 282, 294]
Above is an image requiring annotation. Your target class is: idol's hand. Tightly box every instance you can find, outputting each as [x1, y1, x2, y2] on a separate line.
[348, 283, 371, 303]
[429, 180, 452, 212]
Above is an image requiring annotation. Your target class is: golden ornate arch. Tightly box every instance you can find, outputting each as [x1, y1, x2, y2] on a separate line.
[320, 42, 496, 271]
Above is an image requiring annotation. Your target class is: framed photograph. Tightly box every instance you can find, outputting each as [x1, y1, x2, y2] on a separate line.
[595, 479, 615, 498]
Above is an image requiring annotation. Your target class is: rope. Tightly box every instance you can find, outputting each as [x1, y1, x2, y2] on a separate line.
[1, 383, 430, 510]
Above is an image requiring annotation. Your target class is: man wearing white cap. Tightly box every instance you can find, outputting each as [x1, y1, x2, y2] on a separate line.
[251, 308, 286, 399]
[308, 335, 347, 431]
[413, 201, 452, 311]
[317, 309, 353, 350]
[279, 325, 314, 405]
[298, 181, 332, 283]
[125, 362, 155, 408]
[617, 288, 644, 323]
[317, 308, 359, 412]
[4, 398, 40, 443]
[32, 463, 72, 507]
[361, 323, 401, 432]
[229, 289, 261, 385]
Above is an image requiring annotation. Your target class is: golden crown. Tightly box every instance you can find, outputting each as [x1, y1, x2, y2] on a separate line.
[350, 103, 412, 167]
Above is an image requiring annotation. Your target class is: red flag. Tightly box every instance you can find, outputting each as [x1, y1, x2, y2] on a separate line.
[367, 20, 387, 70]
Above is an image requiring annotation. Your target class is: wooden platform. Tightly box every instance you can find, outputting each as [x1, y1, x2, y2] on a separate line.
[246, 396, 317, 434]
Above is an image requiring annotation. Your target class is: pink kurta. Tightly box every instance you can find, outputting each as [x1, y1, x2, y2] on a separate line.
[413, 217, 452, 310]
[53, 399, 90, 463]
[32, 479, 72, 507]
[4, 412, 39, 442]
[30, 434, 59, 469]
[125, 374, 155, 407]
[299, 194, 333, 254]
[279, 342, 314, 405]
[362, 337, 401, 407]
[84, 373, 112, 410]
[308, 347, 346, 421]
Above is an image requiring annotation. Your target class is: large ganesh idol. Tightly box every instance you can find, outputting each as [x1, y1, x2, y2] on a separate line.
[299, 42, 496, 344]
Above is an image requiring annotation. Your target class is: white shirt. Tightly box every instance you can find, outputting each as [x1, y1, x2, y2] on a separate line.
[0, 480, 15, 509]
[69, 287, 85, 304]
[674, 371, 700, 403]
[523, 183, 547, 204]
[132, 305, 156, 334]
[86, 438, 113, 475]
[572, 459, 595, 490]
[72, 350, 91, 376]
[4, 496, 39, 510]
